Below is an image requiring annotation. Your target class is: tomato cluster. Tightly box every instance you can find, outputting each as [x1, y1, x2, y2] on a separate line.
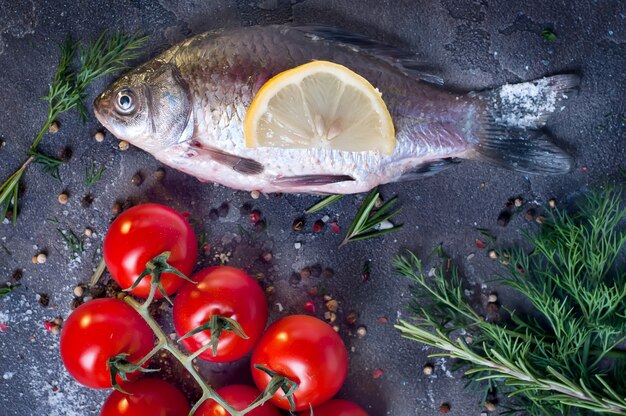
[59, 204, 368, 415]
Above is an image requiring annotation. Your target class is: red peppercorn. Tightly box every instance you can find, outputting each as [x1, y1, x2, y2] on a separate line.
[249, 210, 261, 223]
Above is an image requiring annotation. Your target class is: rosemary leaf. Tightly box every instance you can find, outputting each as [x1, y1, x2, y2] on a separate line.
[340, 188, 402, 247]
[305, 194, 344, 214]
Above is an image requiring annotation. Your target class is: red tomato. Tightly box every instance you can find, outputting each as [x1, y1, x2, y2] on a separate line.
[100, 378, 189, 416]
[250, 315, 348, 411]
[104, 204, 197, 298]
[197, 384, 280, 416]
[173, 266, 268, 362]
[300, 400, 368, 416]
[60, 298, 154, 389]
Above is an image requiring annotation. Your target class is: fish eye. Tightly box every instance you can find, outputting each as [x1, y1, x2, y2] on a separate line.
[115, 89, 136, 115]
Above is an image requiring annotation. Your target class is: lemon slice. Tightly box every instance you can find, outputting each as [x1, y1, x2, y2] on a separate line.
[244, 61, 395, 155]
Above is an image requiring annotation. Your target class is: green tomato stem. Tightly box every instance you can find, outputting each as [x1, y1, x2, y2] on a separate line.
[123, 295, 275, 416]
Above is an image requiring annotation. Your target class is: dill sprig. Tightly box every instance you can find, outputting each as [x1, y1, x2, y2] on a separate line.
[395, 186, 626, 414]
[339, 188, 402, 247]
[58, 228, 84, 255]
[28, 149, 63, 181]
[85, 161, 106, 188]
[0, 285, 19, 298]
[0, 31, 147, 224]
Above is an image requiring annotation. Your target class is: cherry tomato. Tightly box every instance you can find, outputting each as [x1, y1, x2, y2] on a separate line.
[250, 315, 348, 411]
[100, 378, 189, 416]
[60, 298, 154, 389]
[173, 266, 268, 362]
[104, 204, 197, 298]
[197, 384, 280, 416]
[299, 400, 368, 416]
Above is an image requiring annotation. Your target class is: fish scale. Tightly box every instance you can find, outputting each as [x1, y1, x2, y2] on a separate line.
[94, 25, 578, 194]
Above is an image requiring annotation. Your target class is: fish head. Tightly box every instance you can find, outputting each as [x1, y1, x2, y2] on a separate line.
[94, 60, 192, 153]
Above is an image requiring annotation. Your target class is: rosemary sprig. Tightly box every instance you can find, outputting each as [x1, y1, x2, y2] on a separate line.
[57, 228, 84, 255]
[305, 194, 344, 214]
[339, 188, 402, 247]
[85, 161, 106, 188]
[395, 186, 626, 414]
[0, 31, 147, 224]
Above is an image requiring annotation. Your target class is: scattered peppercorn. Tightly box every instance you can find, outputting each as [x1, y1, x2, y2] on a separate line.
[261, 252, 273, 262]
[548, 198, 557, 209]
[81, 194, 94, 208]
[324, 311, 337, 323]
[485, 401, 497, 412]
[48, 121, 60, 134]
[51, 325, 61, 335]
[423, 363, 434, 376]
[94, 131, 105, 142]
[488, 293, 498, 303]
[53, 317, 63, 326]
[304, 301, 316, 314]
[73, 285, 85, 297]
[345, 310, 358, 325]
[323, 268, 335, 279]
[218, 202, 229, 217]
[488, 250, 498, 260]
[36, 253, 47, 264]
[111, 203, 122, 214]
[154, 168, 166, 181]
[292, 217, 305, 232]
[84, 227, 93, 237]
[313, 220, 325, 233]
[299, 268, 311, 279]
[131, 172, 143, 186]
[325, 299, 338, 312]
[249, 210, 261, 223]
[439, 403, 451, 414]
[497, 210, 511, 226]
[38, 293, 50, 307]
[524, 208, 536, 221]
[250, 190, 260, 199]
[57, 193, 69, 205]
[535, 215, 545, 224]
[356, 325, 367, 338]
[118, 140, 130, 151]
[514, 197, 523, 207]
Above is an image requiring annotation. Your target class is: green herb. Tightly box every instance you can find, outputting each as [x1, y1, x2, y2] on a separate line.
[542, 28, 557, 42]
[0, 285, 19, 297]
[395, 187, 626, 414]
[85, 161, 106, 188]
[58, 228, 84, 255]
[305, 194, 344, 214]
[339, 188, 402, 247]
[0, 31, 147, 224]
[620, 115, 626, 123]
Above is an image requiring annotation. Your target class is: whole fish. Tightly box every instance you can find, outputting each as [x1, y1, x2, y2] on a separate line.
[94, 25, 578, 194]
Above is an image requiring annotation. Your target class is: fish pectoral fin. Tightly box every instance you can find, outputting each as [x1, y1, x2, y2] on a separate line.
[398, 158, 461, 181]
[190, 144, 264, 175]
[272, 174, 355, 187]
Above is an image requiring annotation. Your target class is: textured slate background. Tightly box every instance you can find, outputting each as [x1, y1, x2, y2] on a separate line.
[0, 1, 625, 415]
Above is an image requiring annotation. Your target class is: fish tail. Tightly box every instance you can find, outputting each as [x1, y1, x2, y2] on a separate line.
[471, 74, 580, 174]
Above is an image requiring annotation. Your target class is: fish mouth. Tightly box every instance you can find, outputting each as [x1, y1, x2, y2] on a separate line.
[93, 94, 111, 130]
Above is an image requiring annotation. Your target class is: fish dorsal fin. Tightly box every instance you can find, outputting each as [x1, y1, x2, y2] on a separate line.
[292, 25, 443, 85]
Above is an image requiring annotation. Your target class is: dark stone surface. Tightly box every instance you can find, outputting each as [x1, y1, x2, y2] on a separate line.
[0, 1, 625, 415]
